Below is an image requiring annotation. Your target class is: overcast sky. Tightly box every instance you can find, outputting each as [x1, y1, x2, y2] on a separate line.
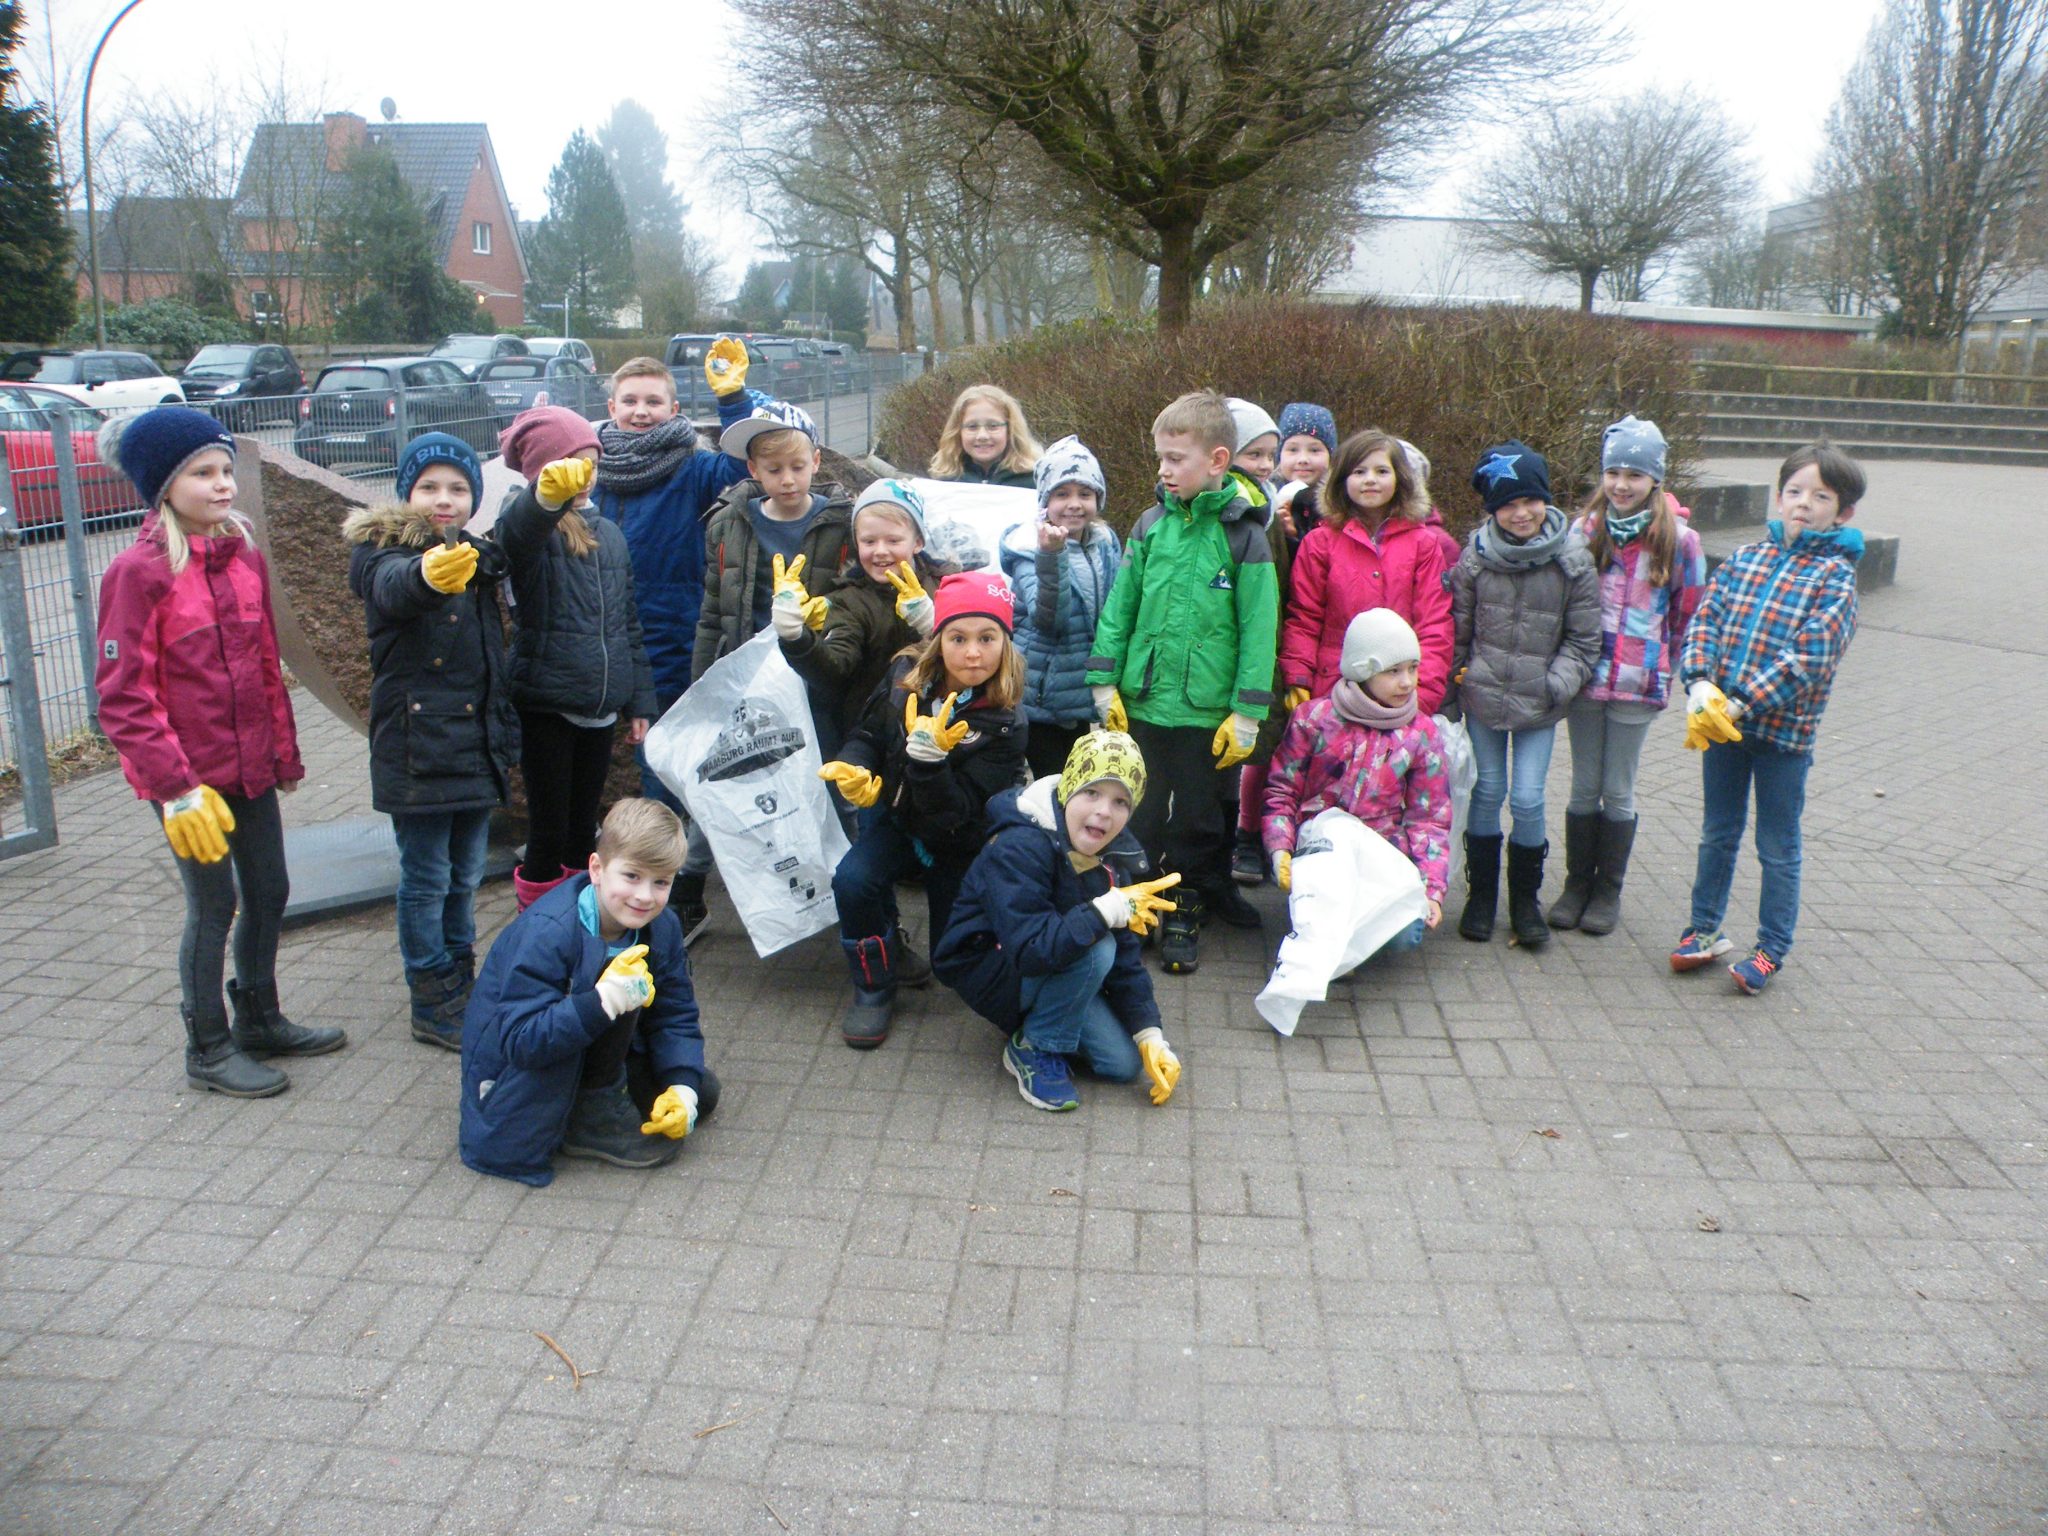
[31, 0, 1886, 289]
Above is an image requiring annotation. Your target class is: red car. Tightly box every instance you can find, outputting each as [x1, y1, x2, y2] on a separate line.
[0, 383, 138, 531]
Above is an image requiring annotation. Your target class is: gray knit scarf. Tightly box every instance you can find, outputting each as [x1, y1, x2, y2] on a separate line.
[595, 417, 701, 496]
[1332, 679, 1419, 729]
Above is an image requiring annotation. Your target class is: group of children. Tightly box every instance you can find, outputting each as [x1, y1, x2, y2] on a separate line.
[88, 353, 1864, 1183]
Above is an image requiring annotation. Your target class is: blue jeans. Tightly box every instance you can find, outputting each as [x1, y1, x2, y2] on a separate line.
[391, 808, 494, 974]
[1689, 738, 1810, 961]
[832, 808, 966, 950]
[1465, 720, 1557, 847]
[1018, 935, 1141, 1081]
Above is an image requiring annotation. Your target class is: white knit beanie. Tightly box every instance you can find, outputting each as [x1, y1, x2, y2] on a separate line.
[1339, 608, 1421, 682]
[1225, 398, 1279, 454]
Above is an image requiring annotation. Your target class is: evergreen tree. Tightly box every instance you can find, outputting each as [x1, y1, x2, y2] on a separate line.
[0, 1, 76, 341]
[598, 100, 687, 277]
[527, 130, 635, 330]
[735, 262, 786, 330]
[327, 145, 482, 342]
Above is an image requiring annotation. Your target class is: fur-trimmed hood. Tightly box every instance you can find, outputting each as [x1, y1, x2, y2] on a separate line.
[342, 501, 454, 550]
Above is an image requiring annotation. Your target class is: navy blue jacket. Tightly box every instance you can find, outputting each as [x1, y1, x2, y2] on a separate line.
[460, 874, 705, 1186]
[591, 389, 761, 705]
[933, 778, 1159, 1034]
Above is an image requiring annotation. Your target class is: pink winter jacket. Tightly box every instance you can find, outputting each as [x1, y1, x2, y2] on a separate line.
[1261, 698, 1453, 902]
[1281, 516, 1453, 712]
[95, 512, 302, 804]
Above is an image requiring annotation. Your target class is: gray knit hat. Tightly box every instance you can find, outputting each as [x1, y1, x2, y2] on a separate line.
[1339, 607, 1421, 682]
[1033, 435, 1106, 510]
[1225, 398, 1279, 454]
[1601, 414, 1668, 482]
[852, 478, 928, 540]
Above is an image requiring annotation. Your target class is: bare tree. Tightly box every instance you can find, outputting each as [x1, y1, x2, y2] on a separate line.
[1817, 0, 2048, 339]
[232, 56, 334, 339]
[1683, 216, 1796, 311]
[1468, 94, 1757, 310]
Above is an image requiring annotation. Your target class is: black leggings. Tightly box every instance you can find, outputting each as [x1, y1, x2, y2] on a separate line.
[156, 787, 289, 1024]
[578, 1011, 723, 1121]
[519, 710, 616, 876]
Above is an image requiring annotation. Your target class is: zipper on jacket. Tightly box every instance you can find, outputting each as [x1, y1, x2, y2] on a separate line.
[596, 552, 611, 712]
[1731, 543, 1801, 693]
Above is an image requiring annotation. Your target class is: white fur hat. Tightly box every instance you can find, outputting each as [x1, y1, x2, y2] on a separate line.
[1339, 607, 1421, 682]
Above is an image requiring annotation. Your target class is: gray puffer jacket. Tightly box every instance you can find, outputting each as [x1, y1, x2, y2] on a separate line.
[1448, 507, 1601, 732]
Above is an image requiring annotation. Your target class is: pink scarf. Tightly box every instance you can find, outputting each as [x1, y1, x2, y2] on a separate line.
[1331, 679, 1418, 729]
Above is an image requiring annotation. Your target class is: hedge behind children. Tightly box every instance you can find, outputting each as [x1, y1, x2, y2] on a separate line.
[94, 407, 345, 1099]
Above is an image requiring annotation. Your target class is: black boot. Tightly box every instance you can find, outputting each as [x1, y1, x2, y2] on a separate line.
[406, 963, 466, 1052]
[1546, 812, 1600, 930]
[1458, 834, 1503, 942]
[1159, 888, 1205, 974]
[1505, 841, 1550, 949]
[892, 926, 933, 988]
[1577, 817, 1637, 936]
[559, 1072, 679, 1168]
[228, 979, 346, 1059]
[672, 871, 711, 947]
[841, 935, 897, 1049]
[184, 1006, 289, 1098]
[1205, 880, 1263, 929]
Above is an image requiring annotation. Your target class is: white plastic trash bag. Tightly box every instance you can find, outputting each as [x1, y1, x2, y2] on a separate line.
[902, 477, 1034, 575]
[1255, 809, 1429, 1037]
[1435, 713, 1477, 849]
[643, 630, 850, 957]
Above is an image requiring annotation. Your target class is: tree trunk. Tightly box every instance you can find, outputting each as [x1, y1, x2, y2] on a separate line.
[926, 248, 948, 351]
[892, 265, 917, 353]
[1579, 268, 1598, 312]
[958, 272, 977, 345]
[1157, 223, 1197, 331]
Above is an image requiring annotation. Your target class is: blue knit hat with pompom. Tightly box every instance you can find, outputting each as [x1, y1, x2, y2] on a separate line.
[98, 406, 236, 510]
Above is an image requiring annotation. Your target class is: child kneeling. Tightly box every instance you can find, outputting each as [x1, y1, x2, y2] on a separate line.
[460, 799, 718, 1186]
[1264, 610, 1452, 959]
[935, 732, 1185, 1113]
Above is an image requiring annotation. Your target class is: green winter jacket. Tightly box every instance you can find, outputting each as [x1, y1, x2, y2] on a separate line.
[690, 478, 855, 683]
[1085, 483, 1279, 730]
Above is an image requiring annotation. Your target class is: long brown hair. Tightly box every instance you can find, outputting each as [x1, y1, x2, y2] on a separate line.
[1326, 429, 1425, 530]
[1578, 485, 1679, 587]
[897, 624, 1026, 711]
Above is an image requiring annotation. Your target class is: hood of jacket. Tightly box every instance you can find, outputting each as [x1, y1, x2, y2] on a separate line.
[342, 501, 448, 549]
[1767, 519, 1865, 561]
[1226, 467, 1276, 528]
[1471, 504, 1571, 571]
[990, 774, 1148, 865]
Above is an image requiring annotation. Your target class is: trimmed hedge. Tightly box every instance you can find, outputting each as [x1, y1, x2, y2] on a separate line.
[877, 302, 1703, 538]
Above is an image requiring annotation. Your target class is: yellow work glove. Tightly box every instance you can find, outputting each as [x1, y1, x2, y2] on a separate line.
[162, 785, 235, 864]
[1131, 1026, 1182, 1106]
[769, 553, 828, 639]
[818, 760, 882, 808]
[1211, 711, 1259, 770]
[595, 943, 655, 1018]
[704, 335, 750, 396]
[903, 692, 971, 763]
[1090, 685, 1127, 732]
[1283, 686, 1312, 713]
[420, 540, 478, 594]
[1121, 871, 1181, 938]
[535, 456, 595, 511]
[885, 561, 934, 634]
[1684, 680, 1744, 750]
[1274, 850, 1292, 892]
[641, 1083, 699, 1139]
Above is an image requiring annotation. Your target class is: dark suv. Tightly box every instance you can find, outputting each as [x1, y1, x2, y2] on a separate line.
[178, 343, 304, 428]
[293, 357, 499, 472]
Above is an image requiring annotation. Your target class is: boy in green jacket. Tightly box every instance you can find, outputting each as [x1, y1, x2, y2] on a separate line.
[1086, 389, 1279, 974]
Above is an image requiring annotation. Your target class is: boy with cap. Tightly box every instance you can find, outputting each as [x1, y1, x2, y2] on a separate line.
[935, 730, 1185, 1112]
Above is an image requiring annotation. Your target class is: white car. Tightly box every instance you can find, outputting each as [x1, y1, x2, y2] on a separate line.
[1, 350, 185, 412]
[522, 336, 597, 370]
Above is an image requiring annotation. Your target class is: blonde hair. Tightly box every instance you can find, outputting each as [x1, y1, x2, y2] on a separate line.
[898, 626, 1026, 710]
[609, 356, 674, 394]
[1152, 390, 1235, 455]
[746, 427, 812, 464]
[159, 509, 256, 575]
[555, 508, 599, 559]
[1579, 485, 1681, 588]
[929, 385, 1042, 478]
[1327, 429, 1426, 529]
[595, 797, 687, 877]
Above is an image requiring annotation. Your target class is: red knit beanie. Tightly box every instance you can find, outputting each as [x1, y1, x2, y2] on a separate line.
[931, 571, 1015, 635]
[500, 406, 601, 478]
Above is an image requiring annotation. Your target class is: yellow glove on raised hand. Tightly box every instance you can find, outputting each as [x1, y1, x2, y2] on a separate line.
[1131, 1026, 1182, 1106]
[1211, 711, 1259, 770]
[1121, 871, 1181, 938]
[1090, 685, 1127, 733]
[535, 456, 595, 511]
[420, 539, 478, 594]
[818, 760, 882, 808]
[1283, 686, 1312, 713]
[1274, 850, 1292, 892]
[886, 562, 934, 634]
[162, 785, 235, 864]
[704, 335, 750, 396]
[903, 692, 972, 763]
[641, 1083, 699, 1139]
[595, 943, 655, 1018]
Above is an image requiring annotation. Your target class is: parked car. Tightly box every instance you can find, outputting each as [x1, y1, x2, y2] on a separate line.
[430, 333, 530, 379]
[293, 358, 500, 472]
[178, 342, 304, 429]
[1, 349, 184, 411]
[0, 382, 136, 532]
[662, 333, 769, 395]
[475, 355, 606, 426]
[818, 341, 853, 369]
[521, 337, 597, 370]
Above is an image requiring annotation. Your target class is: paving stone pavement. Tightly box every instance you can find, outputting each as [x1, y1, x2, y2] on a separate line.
[2, 458, 2044, 1535]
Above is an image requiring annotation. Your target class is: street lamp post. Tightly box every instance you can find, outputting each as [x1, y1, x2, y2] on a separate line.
[83, 0, 151, 350]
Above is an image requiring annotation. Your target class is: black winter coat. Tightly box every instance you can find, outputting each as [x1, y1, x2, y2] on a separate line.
[838, 655, 1028, 861]
[494, 484, 658, 722]
[344, 503, 519, 815]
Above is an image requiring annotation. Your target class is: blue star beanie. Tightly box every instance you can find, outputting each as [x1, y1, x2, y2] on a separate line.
[98, 406, 236, 511]
[396, 431, 483, 506]
[1470, 440, 1551, 514]
[1276, 403, 1337, 453]
[1600, 414, 1667, 483]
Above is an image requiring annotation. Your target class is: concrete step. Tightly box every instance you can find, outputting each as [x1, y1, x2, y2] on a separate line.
[1698, 526, 1900, 589]
[1699, 432, 2048, 467]
[1688, 390, 2048, 428]
[1701, 411, 2048, 451]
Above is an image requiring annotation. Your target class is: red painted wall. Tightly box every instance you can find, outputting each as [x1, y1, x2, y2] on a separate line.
[1631, 320, 1861, 351]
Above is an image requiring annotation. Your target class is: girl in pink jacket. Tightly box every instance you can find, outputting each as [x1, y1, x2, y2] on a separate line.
[95, 407, 345, 1103]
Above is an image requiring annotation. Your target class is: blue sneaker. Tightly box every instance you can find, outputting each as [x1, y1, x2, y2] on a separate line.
[1669, 928, 1733, 972]
[1729, 947, 1781, 995]
[1003, 1034, 1079, 1112]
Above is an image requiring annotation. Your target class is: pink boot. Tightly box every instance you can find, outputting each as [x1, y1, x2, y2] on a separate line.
[513, 863, 574, 912]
